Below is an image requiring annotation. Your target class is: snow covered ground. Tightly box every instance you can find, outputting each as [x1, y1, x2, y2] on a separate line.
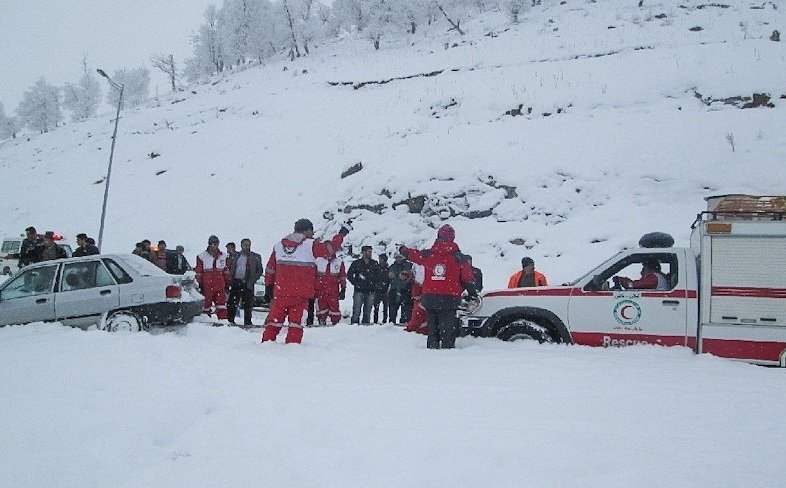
[1, 0, 786, 486]
[2, 322, 786, 488]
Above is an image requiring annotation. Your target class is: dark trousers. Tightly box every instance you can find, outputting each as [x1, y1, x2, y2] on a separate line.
[351, 291, 374, 324]
[373, 290, 388, 324]
[425, 307, 459, 349]
[227, 279, 254, 325]
[306, 298, 315, 326]
[388, 289, 412, 324]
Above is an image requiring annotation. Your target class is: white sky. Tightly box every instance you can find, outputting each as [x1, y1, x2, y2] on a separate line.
[0, 0, 216, 110]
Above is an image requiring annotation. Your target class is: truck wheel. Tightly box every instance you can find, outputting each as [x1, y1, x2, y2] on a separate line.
[102, 311, 143, 333]
[497, 318, 554, 344]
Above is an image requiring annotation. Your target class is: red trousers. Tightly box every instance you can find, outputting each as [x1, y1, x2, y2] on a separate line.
[404, 299, 427, 335]
[202, 286, 228, 320]
[316, 293, 341, 325]
[261, 296, 309, 344]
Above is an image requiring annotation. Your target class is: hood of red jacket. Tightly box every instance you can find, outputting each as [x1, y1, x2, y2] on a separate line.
[281, 232, 307, 249]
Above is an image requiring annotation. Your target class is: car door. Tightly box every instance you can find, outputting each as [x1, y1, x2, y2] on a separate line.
[55, 259, 119, 328]
[568, 251, 689, 347]
[0, 264, 59, 326]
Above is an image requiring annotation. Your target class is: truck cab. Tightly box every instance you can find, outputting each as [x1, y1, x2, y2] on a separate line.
[464, 194, 786, 366]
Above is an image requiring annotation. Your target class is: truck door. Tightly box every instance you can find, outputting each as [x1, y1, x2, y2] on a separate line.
[699, 235, 786, 365]
[568, 251, 690, 348]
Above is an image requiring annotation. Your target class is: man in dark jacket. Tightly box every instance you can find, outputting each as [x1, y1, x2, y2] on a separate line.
[18, 226, 43, 268]
[347, 245, 380, 324]
[466, 255, 483, 293]
[400, 224, 477, 349]
[73, 233, 100, 257]
[227, 238, 264, 327]
[373, 253, 390, 324]
[39, 231, 67, 262]
[387, 251, 413, 324]
[166, 245, 192, 274]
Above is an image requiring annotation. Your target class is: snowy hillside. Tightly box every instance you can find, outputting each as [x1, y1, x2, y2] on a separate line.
[1, 0, 784, 287]
[2, 2, 786, 486]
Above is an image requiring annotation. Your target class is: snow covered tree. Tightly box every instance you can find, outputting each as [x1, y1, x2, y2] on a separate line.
[365, 0, 404, 50]
[433, 0, 465, 35]
[0, 102, 20, 139]
[106, 67, 150, 108]
[62, 57, 102, 121]
[185, 4, 226, 81]
[331, 0, 367, 34]
[16, 77, 63, 133]
[505, 0, 528, 23]
[151, 53, 178, 91]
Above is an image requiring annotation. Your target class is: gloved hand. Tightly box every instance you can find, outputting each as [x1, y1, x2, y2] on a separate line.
[339, 288, 346, 300]
[264, 285, 274, 303]
[339, 220, 353, 236]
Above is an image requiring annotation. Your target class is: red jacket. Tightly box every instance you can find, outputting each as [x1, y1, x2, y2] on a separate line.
[265, 232, 344, 299]
[195, 249, 230, 290]
[400, 240, 474, 298]
[315, 256, 346, 296]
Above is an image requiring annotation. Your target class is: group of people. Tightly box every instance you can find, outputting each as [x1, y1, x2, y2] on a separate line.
[131, 239, 192, 275]
[13, 220, 564, 350]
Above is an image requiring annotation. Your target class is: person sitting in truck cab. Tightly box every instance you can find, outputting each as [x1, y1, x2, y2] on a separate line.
[614, 259, 669, 291]
[508, 257, 548, 288]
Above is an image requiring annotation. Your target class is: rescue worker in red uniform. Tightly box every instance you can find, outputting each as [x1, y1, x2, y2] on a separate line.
[195, 235, 230, 320]
[400, 224, 477, 349]
[315, 254, 347, 326]
[261, 218, 351, 344]
[403, 263, 428, 335]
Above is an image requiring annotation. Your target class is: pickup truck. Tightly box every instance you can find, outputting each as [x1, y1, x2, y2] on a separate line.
[463, 194, 786, 366]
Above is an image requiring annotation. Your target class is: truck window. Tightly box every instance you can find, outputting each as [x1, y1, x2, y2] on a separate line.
[585, 253, 678, 291]
[2, 240, 22, 254]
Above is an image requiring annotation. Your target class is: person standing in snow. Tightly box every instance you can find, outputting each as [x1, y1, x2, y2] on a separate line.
[73, 233, 99, 257]
[261, 218, 351, 344]
[18, 226, 43, 268]
[466, 255, 483, 293]
[227, 238, 264, 327]
[167, 245, 191, 274]
[153, 240, 169, 270]
[507, 257, 547, 288]
[403, 263, 428, 335]
[399, 224, 477, 349]
[387, 251, 413, 324]
[315, 253, 346, 326]
[195, 235, 230, 320]
[373, 253, 390, 324]
[346, 245, 380, 325]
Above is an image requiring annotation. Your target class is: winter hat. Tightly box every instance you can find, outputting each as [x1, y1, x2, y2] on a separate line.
[437, 224, 455, 242]
[294, 218, 314, 233]
[208, 235, 220, 245]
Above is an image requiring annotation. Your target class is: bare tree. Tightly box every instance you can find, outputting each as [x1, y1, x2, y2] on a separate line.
[283, 0, 301, 58]
[151, 53, 178, 91]
[434, 1, 465, 35]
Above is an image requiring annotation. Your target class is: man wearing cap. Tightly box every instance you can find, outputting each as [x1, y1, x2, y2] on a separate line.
[261, 218, 351, 344]
[73, 233, 99, 257]
[399, 224, 477, 349]
[195, 235, 230, 320]
[39, 231, 67, 261]
[508, 257, 548, 288]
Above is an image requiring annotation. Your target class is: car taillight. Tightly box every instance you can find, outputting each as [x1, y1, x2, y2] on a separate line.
[166, 285, 182, 299]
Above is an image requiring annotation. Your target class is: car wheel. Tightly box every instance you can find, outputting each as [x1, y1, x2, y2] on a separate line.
[496, 318, 554, 344]
[102, 311, 143, 333]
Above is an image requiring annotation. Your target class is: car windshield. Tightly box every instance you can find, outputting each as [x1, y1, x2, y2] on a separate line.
[2, 240, 22, 253]
[118, 254, 168, 277]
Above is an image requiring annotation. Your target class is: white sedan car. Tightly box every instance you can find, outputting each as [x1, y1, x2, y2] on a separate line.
[0, 254, 203, 331]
